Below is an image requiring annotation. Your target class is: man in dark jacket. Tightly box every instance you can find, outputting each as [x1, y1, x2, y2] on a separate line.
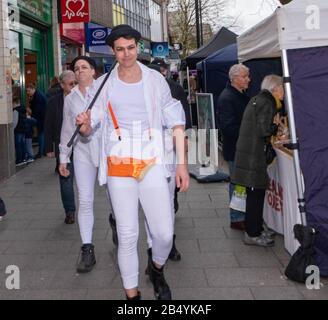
[44, 70, 77, 224]
[26, 83, 47, 157]
[217, 64, 250, 230]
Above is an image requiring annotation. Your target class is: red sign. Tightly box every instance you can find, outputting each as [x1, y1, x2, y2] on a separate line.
[61, 0, 90, 23]
[60, 23, 85, 44]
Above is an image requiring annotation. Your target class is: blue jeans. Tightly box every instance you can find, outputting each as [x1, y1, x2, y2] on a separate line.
[15, 133, 26, 163]
[228, 161, 245, 223]
[25, 138, 34, 159]
[59, 162, 76, 215]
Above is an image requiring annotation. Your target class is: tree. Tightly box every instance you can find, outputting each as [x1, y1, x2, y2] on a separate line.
[168, 0, 228, 57]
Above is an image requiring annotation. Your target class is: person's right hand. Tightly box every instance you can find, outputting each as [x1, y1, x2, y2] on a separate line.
[76, 110, 91, 136]
[59, 163, 70, 177]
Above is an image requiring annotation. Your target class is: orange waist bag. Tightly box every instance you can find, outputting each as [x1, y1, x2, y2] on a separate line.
[106, 102, 156, 181]
[107, 156, 156, 181]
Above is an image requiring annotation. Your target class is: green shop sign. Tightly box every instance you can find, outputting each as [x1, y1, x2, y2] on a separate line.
[8, 0, 52, 25]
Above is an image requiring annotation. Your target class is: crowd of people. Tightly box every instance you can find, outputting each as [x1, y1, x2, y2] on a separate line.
[8, 23, 286, 300]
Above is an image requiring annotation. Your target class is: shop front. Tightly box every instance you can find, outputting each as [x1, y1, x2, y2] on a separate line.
[8, 0, 54, 104]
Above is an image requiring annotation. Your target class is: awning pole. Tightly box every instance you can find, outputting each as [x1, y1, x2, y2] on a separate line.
[281, 49, 307, 226]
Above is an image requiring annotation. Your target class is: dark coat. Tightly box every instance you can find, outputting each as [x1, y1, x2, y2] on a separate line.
[46, 84, 62, 99]
[167, 78, 192, 130]
[217, 84, 250, 161]
[30, 90, 47, 133]
[13, 105, 27, 134]
[231, 90, 277, 189]
[44, 92, 64, 157]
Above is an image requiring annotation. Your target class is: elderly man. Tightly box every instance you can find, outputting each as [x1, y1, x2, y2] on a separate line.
[217, 64, 250, 230]
[45, 70, 77, 224]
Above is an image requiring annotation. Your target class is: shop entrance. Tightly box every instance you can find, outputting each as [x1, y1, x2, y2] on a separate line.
[24, 50, 38, 106]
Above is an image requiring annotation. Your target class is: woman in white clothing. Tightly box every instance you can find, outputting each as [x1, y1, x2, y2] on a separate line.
[76, 24, 189, 300]
[59, 56, 101, 273]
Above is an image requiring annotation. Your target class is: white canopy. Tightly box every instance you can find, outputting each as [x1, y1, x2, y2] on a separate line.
[238, 0, 328, 62]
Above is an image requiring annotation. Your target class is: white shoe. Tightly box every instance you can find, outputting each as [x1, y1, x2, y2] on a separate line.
[0, 216, 4, 222]
[244, 232, 274, 247]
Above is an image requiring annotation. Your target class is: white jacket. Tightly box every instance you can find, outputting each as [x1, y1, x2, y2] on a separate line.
[59, 81, 101, 167]
[91, 61, 185, 185]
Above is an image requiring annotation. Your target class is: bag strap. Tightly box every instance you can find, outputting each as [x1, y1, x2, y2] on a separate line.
[107, 101, 122, 140]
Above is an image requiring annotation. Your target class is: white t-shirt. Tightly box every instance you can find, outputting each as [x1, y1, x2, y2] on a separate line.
[109, 78, 149, 137]
[105, 77, 157, 160]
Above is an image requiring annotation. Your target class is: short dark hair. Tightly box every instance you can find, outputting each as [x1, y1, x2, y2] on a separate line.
[106, 24, 141, 48]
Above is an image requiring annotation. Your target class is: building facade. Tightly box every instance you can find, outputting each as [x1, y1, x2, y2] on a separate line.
[0, 0, 169, 181]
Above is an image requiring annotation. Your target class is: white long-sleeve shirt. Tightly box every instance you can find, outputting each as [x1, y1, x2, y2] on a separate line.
[59, 81, 101, 167]
[90, 61, 186, 185]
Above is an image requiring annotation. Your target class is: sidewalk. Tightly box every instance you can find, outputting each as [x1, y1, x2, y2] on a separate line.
[0, 157, 327, 300]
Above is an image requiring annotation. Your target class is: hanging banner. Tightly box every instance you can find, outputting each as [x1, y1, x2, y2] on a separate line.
[263, 159, 284, 235]
[60, 0, 90, 23]
[151, 42, 169, 58]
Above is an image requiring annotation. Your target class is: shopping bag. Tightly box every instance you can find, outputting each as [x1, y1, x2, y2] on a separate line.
[230, 185, 246, 212]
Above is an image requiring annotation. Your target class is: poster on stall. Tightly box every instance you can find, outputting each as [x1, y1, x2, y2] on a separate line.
[263, 158, 284, 235]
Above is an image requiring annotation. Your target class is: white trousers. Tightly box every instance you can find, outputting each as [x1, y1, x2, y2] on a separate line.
[145, 173, 176, 249]
[73, 159, 97, 244]
[107, 164, 173, 289]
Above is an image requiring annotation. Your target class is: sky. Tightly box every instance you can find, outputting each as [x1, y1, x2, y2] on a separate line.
[214, 0, 280, 34]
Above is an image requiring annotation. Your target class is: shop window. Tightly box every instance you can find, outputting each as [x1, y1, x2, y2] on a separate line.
[9, 30, 21, 103]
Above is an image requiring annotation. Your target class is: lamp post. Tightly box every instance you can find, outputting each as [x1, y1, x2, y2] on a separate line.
[195, 0, 201, 48]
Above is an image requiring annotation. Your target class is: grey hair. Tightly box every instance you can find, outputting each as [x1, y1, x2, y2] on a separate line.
[261, 75, 283, 93]
[229, 64, 249, 81]
[59, 70, 75, 83]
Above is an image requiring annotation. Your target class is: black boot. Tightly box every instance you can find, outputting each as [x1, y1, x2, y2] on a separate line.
[126, 291, 141, 300]
[76, 244, 96, 273]
[145, 248, 152, 275]
[168, 234, 181, 261]
[109, 213, 118, 246]
[149, 261, 172, 300]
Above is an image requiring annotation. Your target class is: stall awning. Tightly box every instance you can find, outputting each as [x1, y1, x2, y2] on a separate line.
[238, 0, 328, 62]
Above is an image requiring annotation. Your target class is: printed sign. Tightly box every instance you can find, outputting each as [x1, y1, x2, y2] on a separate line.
[151, 42, 169, 58]
[61, 0, 90, 23]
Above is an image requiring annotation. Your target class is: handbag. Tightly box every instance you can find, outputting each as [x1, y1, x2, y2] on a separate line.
[265, 142, 276, 165]
[107, 102, 156, 181]
[230, 185, 247, 212]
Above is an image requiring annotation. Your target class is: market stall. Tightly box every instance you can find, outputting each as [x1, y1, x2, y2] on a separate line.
[238, 0, 328, 275]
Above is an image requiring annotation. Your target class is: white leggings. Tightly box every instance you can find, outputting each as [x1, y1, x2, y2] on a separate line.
[74, 159, 97, 244]
[145, 173, 176, 249]
[107, 164, 173, 289]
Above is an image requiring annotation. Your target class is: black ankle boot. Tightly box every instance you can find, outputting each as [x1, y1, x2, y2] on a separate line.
[76, 244, 96, 273]
[126, 291, 141, 300]
[149, 261, 172, 300]
[145, 248, 152, 275]
[168, 234, 181, 261]
[109, 213, 118, 246]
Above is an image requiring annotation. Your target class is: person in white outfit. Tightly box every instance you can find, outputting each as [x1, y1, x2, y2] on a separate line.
[76, 24, 190, 300]
[59, 56, 101, 273]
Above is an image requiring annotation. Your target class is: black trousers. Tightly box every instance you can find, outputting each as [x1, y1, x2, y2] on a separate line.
[245, 187, 266, 237]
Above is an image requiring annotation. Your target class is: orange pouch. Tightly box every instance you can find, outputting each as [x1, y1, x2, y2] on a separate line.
[107, 156, 156, 181]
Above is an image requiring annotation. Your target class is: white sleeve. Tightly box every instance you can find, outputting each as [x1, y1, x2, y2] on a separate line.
[160, 77, 186, 129]
[59, 96, 75, 164]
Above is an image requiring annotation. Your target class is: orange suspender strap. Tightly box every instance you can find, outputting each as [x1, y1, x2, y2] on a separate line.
[107, 101, 121, 140]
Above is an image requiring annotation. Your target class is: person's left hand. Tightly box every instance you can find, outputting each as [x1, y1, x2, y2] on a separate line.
[176, 164, 190, 192]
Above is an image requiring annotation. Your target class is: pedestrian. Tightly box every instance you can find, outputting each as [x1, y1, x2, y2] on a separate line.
[0, 197, 6, 222]
[146, 58, 192, 261]
[26, 83, 47, 158]
[25, 111, 37, 162]
[45, 70, 77, 224]
[12, 96, 27, 166]
[217, 64, 250, 230]
[76, 24, 189, 300]
[59, 56, 101, 272]
[46, 76, 62, 99]
[231, 74, 284, 247]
